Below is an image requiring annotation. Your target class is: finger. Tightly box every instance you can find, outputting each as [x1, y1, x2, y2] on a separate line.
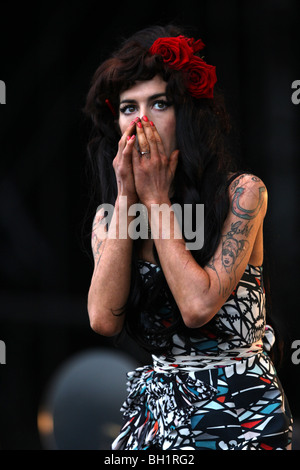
[116, 120, 139, 167]
[169, 149, 180, 175]
[126, 117, 140, 135]
[131, 144, 141, 168]
[135, 120, 150, 156]
[140, 116, 161, 160]
[119, 117, 140, 150]
[114, 135, 135, 171]
[122, 134, 136, 158]
[148, 120, 166, 157]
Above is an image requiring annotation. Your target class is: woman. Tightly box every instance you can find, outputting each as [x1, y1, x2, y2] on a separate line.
[84, 25, 293, 450]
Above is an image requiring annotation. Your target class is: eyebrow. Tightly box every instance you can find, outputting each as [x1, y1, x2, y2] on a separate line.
[119, 92, 168, 105]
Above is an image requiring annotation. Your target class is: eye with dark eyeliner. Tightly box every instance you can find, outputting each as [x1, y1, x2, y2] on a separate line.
[119, 99, 173, 115]
[152, 99, 172, 110]
[119, 104, 137, 115]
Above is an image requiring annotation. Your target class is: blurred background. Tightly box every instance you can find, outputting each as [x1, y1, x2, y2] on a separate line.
[0, 0, 299, 450]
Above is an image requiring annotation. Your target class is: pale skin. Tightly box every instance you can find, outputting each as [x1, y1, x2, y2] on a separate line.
[87, 75, 268, 336]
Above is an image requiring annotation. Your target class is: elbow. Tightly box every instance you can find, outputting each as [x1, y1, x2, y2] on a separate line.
[182, 312, 206, 329]
[88, 306, 123, 337]
[89, 319, 118, 337]
[180, 299, 218, 329]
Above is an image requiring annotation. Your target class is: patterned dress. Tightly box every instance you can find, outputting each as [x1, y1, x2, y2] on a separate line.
[112, 260, 293, 450]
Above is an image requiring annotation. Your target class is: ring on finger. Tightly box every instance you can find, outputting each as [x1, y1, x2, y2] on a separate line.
[140, 150, 151, 158]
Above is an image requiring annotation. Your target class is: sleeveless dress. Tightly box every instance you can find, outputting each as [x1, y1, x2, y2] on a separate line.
[112, 260, 293, 450]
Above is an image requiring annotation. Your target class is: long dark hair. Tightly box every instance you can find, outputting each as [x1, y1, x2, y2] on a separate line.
[83, 25, 279, 358]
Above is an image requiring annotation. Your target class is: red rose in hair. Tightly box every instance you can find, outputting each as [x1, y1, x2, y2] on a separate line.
[186, 56, 217, 99]
[149, 36, 193, 70]
[180, 35, 205, 53]
[149, 35, 217, 99]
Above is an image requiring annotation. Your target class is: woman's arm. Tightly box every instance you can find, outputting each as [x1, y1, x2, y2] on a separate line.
[147, 173, 267, 328]
[87, 120, 139, 336]
[87, 197, 136, 336]
[131, 118, 267, 329]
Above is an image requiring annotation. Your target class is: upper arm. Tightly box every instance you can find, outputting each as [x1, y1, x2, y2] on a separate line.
[204, 173, 267, 305]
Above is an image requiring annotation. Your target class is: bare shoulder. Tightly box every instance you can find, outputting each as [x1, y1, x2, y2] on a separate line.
[228, 173, 268, 220]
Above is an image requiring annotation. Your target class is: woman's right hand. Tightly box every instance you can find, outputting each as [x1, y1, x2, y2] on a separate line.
[113, 118, 140, 204]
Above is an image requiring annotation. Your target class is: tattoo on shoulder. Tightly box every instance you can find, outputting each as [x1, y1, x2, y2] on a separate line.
[230, 174, 262, 193]
[231, 178, 266, 220]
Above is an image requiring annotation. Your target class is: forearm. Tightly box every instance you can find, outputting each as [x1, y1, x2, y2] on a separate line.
[147, 199, 213, 328]
[88, 196, 135, 336]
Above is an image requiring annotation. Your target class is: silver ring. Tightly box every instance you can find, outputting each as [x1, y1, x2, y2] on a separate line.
[140, 151, 150, 156]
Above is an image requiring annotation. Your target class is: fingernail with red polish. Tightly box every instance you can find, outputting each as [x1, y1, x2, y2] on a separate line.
[131, 134, 135, 140]
[150, 121, 154, 127]
[137, 122, 142, 128]
[142, 115, 148, 122]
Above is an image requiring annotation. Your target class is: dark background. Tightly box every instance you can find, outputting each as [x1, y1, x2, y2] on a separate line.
[0, 0, 299, 450]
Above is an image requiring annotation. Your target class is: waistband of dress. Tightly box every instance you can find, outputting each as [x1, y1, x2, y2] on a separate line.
[152, 341, 264, 372]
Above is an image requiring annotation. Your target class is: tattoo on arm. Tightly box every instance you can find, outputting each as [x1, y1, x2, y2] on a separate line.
[207, 177, 264, 298]
[210, 222, 251, 297]
[231, 186, 266, 220]
[221, 221, 252, 274]
[92, 238, 104, 268]
[91, 208, 107, 268]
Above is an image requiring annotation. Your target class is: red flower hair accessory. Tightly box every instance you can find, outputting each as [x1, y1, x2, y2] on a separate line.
[149, 35, 217, 99]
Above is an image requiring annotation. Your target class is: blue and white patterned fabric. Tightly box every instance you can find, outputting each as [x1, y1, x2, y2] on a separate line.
[112, 261, 293, 450]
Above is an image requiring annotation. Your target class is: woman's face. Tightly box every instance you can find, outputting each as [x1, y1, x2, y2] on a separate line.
[118, 75, 177, 158]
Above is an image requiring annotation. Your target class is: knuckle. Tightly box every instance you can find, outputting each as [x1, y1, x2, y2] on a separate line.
[147, 134, 156, 144]
[118, 135, 126, 149]
[117, 164, 126, 177]
[122, 146, 129, 157]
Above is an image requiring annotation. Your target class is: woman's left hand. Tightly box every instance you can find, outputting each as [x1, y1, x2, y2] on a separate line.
[132, 117, 179, 207]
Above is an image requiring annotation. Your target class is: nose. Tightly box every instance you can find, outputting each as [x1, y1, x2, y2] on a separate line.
[138, 106, 148, 121]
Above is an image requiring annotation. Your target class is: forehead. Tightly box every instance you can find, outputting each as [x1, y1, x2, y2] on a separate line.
[119, 75, 167, 101]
